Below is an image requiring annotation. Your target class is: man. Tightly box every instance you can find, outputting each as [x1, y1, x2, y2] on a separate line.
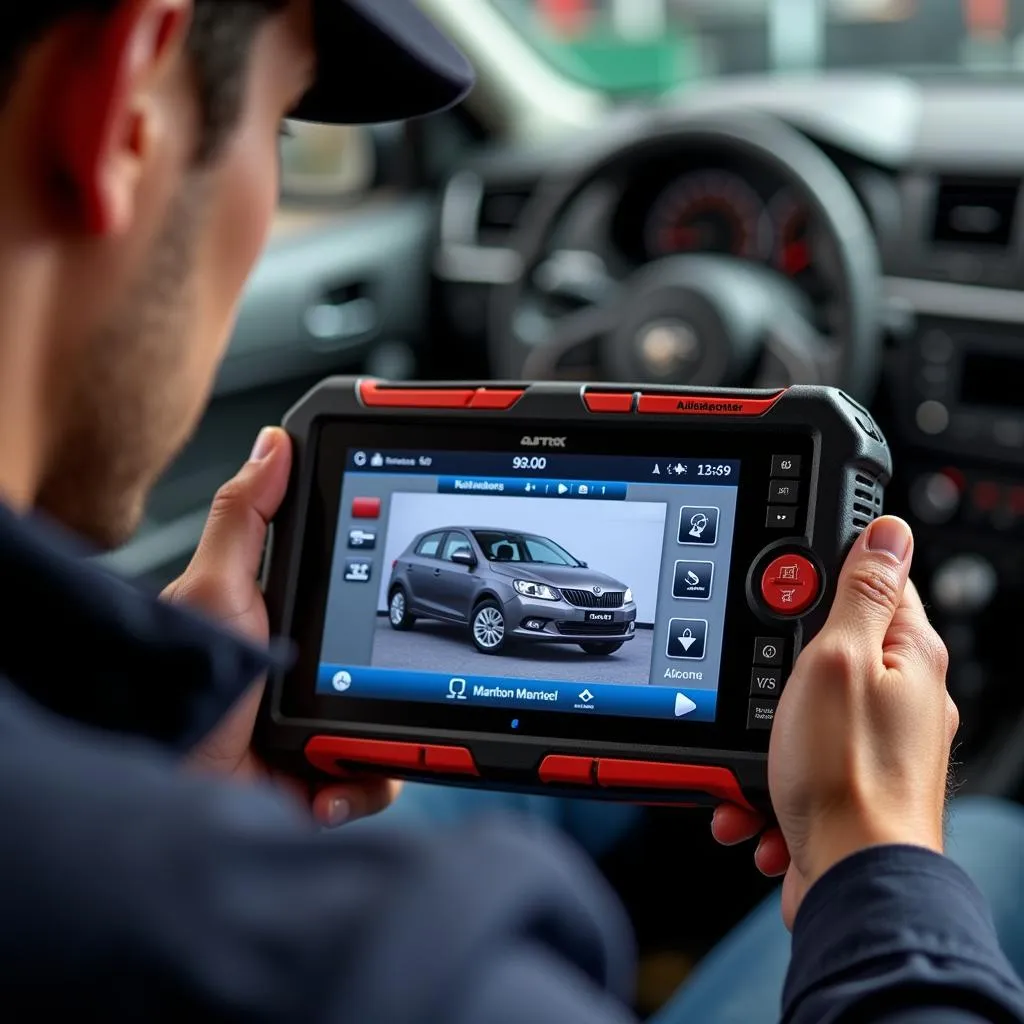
[0, 2, 1021, 1020]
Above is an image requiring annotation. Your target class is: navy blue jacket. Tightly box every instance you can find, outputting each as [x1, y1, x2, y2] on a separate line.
[1, 503, 1023, 1023]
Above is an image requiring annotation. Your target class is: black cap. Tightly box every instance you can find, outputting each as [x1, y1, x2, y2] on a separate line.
[291, 0, 475, 125]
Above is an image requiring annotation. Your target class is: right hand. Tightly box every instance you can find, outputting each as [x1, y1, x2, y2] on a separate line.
[713, 516, 957, 928]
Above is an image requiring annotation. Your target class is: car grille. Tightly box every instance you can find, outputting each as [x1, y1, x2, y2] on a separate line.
[556, 622, 629, 637]
[561, 589, 624, 609]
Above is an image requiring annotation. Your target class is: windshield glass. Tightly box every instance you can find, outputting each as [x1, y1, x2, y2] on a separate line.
[491, 0, 1021, 95]
[473, 531, 581, 565]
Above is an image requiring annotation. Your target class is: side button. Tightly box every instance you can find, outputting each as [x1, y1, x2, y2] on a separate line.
[305, 737, 422, 776]
[539, 755, 596, 785]
[771, 455, 802, 478]
[766, 506, 797, 529]
[423, 745, 480, 776]
[747, 700, 778, 730]
[468, 389, 525, 410]
[768, 480, 799, 504]
[754, 637, 785, 666]
[596, 759, 754, 810]
[750, 668, 782, 697]
[761, 554, 820, 616]
[584, 391, 634, 414]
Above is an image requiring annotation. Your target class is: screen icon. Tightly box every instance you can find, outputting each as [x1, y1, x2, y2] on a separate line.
[351, 496, 381, 519]
[557, 483, 569, 495]
[353, 451, 367, 467]
[447, 678, 468, 700]
[674, 692, 697, 717]
[344, 559, 372, 583]
[331, 670, 353, 692]
[370, 453, 384, 468]
[672, 561, 714, 600]
[577, 484, 589, 496]
[348, 528, 377, 550]
[678, 506, 720, 546]
[666, 618, 708, 660]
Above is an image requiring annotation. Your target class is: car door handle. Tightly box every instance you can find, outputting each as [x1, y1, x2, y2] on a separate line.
[433, 568, 442, 576]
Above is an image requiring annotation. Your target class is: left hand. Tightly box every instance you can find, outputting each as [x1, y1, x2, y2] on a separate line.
[163, 426, 401, 828]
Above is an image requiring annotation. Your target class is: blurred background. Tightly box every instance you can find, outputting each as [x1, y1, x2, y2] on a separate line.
[495, 0, 1024, 90]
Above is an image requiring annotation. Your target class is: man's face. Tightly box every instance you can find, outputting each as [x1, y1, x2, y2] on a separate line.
[34, 0, 315, 547]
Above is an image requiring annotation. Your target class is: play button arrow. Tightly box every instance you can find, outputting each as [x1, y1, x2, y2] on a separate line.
[678, 635, 695, 651]
[674, 692, 697, 717]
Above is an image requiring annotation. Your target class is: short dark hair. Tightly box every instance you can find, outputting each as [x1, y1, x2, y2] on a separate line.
[0, 1, 288, 161]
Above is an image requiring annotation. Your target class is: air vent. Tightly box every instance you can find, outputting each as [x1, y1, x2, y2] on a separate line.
[851, 472, 885, 535]
[477, 184, 535, 245]
[932, 177, 1021, 248]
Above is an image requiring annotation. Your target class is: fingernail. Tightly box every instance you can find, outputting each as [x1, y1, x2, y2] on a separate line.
[325, 797, 351, 828]
[867, 517, 912, 562]
[249, 428, 276, 463]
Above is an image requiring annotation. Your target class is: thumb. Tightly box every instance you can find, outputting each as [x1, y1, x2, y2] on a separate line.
[189, 427, 292, 585]
[822, 516, 914, 654]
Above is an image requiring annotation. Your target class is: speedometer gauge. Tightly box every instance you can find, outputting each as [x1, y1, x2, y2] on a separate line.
[644, 170, 772, 261]
[770, 191, 813, 278]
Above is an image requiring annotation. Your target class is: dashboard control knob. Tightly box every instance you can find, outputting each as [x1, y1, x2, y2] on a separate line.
[931, 555, 997, 616]
[910, 472, 961, 525]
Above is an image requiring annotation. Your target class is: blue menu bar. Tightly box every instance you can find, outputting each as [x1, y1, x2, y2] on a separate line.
[317, 664, 718, 723]
[437, 477, 628, 500]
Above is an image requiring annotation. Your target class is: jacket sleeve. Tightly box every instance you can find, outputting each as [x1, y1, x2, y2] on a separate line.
[784, 846, 1024, 1024]
[0, 712, 638, 1024]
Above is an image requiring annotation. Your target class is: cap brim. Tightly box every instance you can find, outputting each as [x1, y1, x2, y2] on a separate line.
[291, 0, 475, 125]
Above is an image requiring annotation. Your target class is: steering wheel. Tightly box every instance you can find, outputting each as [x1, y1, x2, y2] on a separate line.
[488, 111, 883, 399]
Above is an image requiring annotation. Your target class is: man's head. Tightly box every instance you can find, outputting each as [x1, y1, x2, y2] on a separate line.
[0, 1, 471, 548]
[0, 1, 313, 546]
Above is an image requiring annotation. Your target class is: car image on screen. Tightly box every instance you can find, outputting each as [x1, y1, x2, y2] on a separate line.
[387, 527, 638, 656]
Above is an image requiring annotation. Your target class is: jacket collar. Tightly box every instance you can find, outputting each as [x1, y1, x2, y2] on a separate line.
[0, 503, 286, 752]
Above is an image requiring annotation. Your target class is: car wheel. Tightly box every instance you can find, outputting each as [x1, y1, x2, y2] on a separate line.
[388, 587, 415, 631]
[471, 600, 506, 654]
[579, 642, 624, 656]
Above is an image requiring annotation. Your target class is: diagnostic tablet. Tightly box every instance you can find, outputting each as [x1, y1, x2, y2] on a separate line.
[257, 379, 890, 810]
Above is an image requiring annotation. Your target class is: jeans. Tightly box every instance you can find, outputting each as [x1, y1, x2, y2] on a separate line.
[360, 787, 1024, 1023]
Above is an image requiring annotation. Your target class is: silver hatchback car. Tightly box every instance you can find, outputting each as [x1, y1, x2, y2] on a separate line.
[387, 527, 638, 655]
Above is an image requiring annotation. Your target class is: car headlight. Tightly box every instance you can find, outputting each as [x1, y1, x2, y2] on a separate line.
[624, 588, 633, 604]
[514, 579, 560, 601]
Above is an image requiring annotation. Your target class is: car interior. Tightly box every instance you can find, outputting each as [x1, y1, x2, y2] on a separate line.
[99, 0, 1024, 1013]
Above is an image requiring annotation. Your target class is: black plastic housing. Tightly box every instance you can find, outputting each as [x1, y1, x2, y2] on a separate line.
[256, 379, 891, 811]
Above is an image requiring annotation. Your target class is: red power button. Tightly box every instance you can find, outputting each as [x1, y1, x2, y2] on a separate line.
[760, 554, 820, 615]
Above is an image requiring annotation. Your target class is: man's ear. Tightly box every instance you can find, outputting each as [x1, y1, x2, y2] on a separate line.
[51, 0, 192, 236]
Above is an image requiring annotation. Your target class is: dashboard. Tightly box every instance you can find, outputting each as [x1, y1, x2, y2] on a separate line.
[609, 158, 833, 296]
[434, 74, 1024, 800]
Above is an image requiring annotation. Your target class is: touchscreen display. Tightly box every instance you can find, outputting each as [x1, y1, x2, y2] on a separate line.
[316, 448, 741, 723]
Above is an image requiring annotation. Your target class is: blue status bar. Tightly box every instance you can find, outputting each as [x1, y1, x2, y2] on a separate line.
[347, 449, 740, 487]
[438, 478, 627, 500]
[317, 664, 718, 723]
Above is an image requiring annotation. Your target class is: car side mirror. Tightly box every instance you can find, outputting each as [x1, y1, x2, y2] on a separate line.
[451, 550, 476, 567]
[579, 562, 589, 568]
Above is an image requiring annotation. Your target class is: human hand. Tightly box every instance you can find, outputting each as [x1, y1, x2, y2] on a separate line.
[712, 516, 956, 927]
[163, 427, 401, 828]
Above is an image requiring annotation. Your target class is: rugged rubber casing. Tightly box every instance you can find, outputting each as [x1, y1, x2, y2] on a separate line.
[256, 379, 891, 812]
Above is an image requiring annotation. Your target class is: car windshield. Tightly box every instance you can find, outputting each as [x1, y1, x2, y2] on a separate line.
[490, 1, 1022, 96]
[473, 531, 582, 566]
